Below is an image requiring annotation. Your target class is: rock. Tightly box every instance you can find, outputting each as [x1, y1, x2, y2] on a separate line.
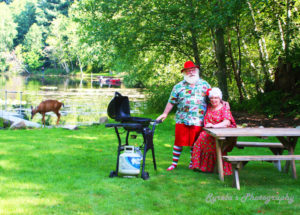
[3, 120, 12, 128]
[10, 120, 26, 129]
[99, 116, 108, 124]
[62, 125, 79, 130]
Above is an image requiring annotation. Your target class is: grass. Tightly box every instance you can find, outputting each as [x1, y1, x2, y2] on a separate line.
[0, 115, 299, 214]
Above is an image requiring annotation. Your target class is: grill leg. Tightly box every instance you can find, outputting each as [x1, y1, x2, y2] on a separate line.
[141, 143, 149, 180]
[152, 146, 157, 170]
[112, 127, 122, 177]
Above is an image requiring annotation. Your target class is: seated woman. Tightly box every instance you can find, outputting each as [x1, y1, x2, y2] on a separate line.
[191, 87, 236, 175]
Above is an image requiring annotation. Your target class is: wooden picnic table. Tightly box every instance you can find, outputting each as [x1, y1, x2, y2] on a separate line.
[203, 127, 300, 182]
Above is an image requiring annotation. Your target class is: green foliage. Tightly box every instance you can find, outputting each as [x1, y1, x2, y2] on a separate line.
[0, 2, 17, 71]
[289, 41, 300, 68]
[37, 0, 72, 27]
[145, 63, 182, 113]
[85, 64, 104, 74]
[231, 90, 300, 119]
[43, 68, 67, 75]
[0, 0, 12, 4]
[0, 2, 17, 51]
[13, 23, 45, 70]
[12, 1, 36, 46]
[1, 0, 299, 122]
[0, 117, 4, 128]
[22, 51, 43, 69]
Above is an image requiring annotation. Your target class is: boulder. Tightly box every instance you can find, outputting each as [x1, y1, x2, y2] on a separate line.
[99, 116, 108, 124]
[62, 125, 79, 130]
[3, 120, 12, 128]
[10, 120, 26, 129]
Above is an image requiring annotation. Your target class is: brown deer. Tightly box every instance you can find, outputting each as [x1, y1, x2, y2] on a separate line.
[31, 100, 64, 126]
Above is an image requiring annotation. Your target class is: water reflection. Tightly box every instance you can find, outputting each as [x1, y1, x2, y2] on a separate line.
[0, 74, 145, 126]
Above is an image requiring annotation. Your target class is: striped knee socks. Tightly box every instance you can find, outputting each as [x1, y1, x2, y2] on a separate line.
[167, 145, 182, 171]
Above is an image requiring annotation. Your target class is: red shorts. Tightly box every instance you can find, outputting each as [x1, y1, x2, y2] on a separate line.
[174, 124, 202, 147]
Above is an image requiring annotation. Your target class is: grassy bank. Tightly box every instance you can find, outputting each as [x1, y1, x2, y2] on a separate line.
[0, 116, 299, 214]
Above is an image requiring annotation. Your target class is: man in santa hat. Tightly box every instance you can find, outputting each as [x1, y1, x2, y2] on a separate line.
[157, 61, 211, 171]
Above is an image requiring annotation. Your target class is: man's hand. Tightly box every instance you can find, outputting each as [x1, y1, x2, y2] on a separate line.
[156, 103, 174, 122]
[156, 113, 168, 122]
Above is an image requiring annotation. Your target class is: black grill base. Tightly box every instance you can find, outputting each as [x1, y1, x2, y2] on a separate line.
[106, 122, 158, 180]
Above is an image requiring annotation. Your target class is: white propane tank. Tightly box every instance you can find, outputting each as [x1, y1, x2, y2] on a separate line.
[119, 146, 142, 175]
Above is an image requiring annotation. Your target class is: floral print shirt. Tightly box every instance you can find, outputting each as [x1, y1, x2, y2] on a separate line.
[168, 79, 211, 126]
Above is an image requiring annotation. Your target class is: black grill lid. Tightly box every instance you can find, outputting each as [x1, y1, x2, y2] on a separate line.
[107, 92, 152, 125]
[107, 92, 131, 120]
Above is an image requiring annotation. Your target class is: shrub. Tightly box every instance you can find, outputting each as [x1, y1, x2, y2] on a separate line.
[231, 90, 300, 119]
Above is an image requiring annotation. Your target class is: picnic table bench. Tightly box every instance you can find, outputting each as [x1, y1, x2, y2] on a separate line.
[236, 141, 286, 171]
[223, 155, 300, 190]
[203, 127, 300, 190]
[236, 141, 284, 149]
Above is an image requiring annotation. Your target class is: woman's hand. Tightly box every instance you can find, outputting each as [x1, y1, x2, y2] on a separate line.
[205, 123, 214, 128]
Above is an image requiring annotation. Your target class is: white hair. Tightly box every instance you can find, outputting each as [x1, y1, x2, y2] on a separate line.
[208, 87, 222, 100]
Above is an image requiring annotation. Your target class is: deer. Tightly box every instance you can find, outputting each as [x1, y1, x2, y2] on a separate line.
[31, 100, 64, 127]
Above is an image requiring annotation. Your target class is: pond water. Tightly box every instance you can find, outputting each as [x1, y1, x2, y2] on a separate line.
[0, 74, 146, 126]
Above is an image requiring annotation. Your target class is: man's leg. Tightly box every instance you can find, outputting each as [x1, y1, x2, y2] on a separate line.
[167, 145, 183, 171]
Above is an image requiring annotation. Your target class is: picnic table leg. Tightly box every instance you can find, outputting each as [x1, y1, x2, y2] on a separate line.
[288, 145, 297, 179]
[277, 136, 298, 179]
[216, 139, 224, 181]
[284, 161, 290, 173]
[232, 162, 242, 190]
[270, 148, 283, 172]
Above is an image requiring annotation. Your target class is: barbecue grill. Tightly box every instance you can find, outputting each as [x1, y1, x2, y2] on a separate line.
[105, 92, 161, 180]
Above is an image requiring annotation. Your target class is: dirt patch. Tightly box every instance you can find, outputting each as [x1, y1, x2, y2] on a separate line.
[232, 111, 300, 128]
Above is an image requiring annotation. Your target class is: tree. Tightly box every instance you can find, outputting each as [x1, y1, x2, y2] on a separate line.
[36, 0, 73, 28]
[12, 1, 36, 46]
[0, 0, 13, 4]
[46, 15, 71, 73]
[18, 23, 44, 69]
[0, 2, 17, 71]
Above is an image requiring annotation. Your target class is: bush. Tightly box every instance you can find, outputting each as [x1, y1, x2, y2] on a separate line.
[145, 69, 182, 113]
[231, 90, 300, 119]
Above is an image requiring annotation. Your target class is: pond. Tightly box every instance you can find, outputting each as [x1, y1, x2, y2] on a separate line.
[0, 74, 146, 126]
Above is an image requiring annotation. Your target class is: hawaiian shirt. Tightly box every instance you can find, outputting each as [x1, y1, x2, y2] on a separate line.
[168, 79, 211, 126]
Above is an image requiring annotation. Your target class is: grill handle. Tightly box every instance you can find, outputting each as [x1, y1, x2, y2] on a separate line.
[150, 120, 162, 133]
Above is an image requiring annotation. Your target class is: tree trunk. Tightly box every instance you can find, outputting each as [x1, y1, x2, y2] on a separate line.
[210, 28, 219, 70]
[77, 56, 84, 78]
[188, 0, 201, 71]
[285, 0, 291, 60]
[247, 0, 270, 84]
[278, 17, 285, 51]
[271, 1, 285, 51]
[227, 33, 244, 101]
[236, 21, 248, 99]
[191, 30, 201, 71]
[215, 27, 229, 101]
[243, 40, 262, 94]
[61, 61, 69, 73]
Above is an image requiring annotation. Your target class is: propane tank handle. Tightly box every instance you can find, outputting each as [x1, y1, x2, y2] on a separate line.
[124, 145, 134, 153]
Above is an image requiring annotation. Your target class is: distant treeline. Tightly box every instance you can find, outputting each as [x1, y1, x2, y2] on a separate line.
[0, 0, 299, 116]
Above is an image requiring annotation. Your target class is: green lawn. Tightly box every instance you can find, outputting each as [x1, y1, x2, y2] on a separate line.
[0, 116, 299, 214]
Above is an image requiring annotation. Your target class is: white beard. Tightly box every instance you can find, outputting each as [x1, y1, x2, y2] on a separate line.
[184, 73, 200, 84]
